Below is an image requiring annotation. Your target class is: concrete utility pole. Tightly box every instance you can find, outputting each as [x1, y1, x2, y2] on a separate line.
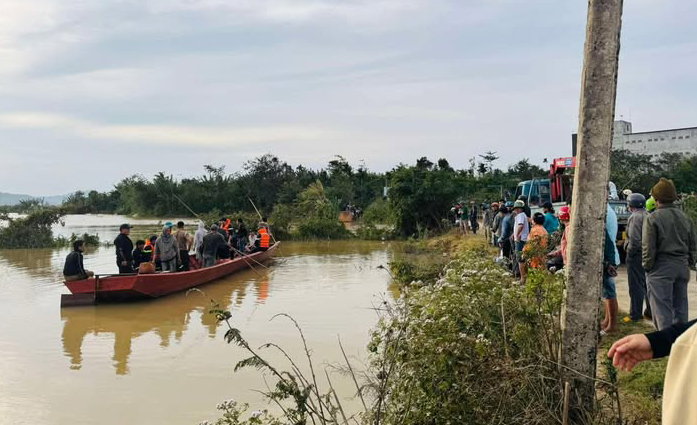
[560, 0, 623, 420]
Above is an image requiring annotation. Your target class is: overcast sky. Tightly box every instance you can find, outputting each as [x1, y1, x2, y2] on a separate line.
[0, 0, 695, 195]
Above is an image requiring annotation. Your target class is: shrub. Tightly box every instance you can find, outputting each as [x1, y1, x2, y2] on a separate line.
[0, 208, 65, 249]
[369, 247, 568, 425]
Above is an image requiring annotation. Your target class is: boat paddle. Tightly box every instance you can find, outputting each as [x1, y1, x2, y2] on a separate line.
[230, 246, 269, 269]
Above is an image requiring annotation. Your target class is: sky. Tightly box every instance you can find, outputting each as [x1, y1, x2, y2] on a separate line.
[0, 0, 695, 195]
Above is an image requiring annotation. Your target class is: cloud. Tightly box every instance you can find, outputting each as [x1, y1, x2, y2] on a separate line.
[0, 112, 335, 146]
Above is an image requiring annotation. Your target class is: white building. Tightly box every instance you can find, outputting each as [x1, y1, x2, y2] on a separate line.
[611, 120, 697, 158]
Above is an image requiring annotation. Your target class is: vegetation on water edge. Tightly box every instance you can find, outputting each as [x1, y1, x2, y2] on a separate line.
[54, 153, 553, 239]
[202, 234, 664, 425]
[0, 208, 100, 249]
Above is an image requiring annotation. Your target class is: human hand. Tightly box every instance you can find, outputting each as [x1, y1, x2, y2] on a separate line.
[607, 334, 653, 372]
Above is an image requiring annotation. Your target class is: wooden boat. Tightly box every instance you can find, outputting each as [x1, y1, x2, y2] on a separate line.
[63, 243, 278, 304]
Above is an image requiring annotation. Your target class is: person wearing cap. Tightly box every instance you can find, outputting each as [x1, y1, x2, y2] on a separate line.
[114, 224, 134, 274]
[513, 200, 530, 282]
[542, 202, 560, 235]
[624, 193, 651, 322]
[643, 178, 697, 330]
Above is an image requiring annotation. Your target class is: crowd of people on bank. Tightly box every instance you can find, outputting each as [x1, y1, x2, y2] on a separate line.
[62, 217, 273, 279]
[465, 178, 697, 424]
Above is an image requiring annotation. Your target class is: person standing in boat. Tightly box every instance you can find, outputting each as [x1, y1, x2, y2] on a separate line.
[236, 218, 248, 254]
[257, 226, 271, 251]
[192, 220, 206, 260]
[174, 221, 192, 271]
[114, 223, 134, 274]
[202, 224, 227, 268]
[153, 224, 180, 272]
[63, 240, 94, 281]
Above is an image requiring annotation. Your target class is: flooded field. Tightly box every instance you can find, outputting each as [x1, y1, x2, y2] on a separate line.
[0, 215, 396, 424]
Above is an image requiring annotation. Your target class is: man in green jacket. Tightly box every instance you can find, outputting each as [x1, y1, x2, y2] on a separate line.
[642, 178, 697, 330]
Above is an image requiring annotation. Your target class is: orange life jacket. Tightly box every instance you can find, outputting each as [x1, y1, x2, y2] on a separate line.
[258, 228, 271, 248]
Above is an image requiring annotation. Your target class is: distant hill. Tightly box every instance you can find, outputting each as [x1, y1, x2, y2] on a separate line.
[0, 192, 68, 206]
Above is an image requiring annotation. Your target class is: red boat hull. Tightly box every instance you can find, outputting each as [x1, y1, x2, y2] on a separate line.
[64, 244, 278, 302]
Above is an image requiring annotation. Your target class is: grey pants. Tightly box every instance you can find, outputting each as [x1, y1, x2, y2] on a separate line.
[626, 252, 650, 320]
[647, 256, 690, 330]
[161, 258, 178, 272]
[203, 254, 216, 268]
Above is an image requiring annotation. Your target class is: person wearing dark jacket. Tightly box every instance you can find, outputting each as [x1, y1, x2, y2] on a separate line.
[63, 240, 94, 281]
[642, 178, 697, 330]
[132, 240, 148, 270]
[236, 218, 248, 254]
[114, 223, 134, 274]
[202, 224, 227, 268]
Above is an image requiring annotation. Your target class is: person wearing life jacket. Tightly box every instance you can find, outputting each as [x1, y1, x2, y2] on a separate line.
[258, 226, 271, 251]
[144, 235, 159, 270]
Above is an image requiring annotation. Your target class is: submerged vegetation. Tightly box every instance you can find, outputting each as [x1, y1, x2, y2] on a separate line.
[0, 208, 100, 249]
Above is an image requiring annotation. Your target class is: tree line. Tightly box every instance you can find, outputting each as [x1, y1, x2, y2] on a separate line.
[7, 150, 695, 240]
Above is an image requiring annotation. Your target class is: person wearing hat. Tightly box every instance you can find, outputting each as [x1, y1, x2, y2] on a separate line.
[114, 223, 134, 274]
[643, 178, 697, 330]
[624, 193, 651, 322]
[513, 200, 530, 282]
[645, 196, 657, 213]
[517, 195, 532, 219]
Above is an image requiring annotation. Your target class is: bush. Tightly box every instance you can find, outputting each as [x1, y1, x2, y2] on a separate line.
[369, 246, 569, 425]
[296, 217, 352, 239]
[0, 208, 65, 249]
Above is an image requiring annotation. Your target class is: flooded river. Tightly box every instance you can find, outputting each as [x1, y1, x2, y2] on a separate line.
[0, 215, 396, 424]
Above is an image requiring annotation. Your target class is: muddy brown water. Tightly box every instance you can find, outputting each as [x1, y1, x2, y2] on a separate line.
[0, 215, 397, 424]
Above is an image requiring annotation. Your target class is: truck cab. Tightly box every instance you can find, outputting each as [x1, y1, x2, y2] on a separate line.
[514, 157, 630, 261]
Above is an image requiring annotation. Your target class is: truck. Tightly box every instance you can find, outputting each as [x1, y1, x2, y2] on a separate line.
[514, 157, 630, 261]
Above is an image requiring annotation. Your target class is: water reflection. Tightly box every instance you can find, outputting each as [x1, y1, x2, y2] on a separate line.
[58, 240, 393, 375]
[0, 248, 64, 280]
[61, 269, 268, 374]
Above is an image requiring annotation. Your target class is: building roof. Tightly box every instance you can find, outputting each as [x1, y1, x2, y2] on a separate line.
[622, 126, 697, 136]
